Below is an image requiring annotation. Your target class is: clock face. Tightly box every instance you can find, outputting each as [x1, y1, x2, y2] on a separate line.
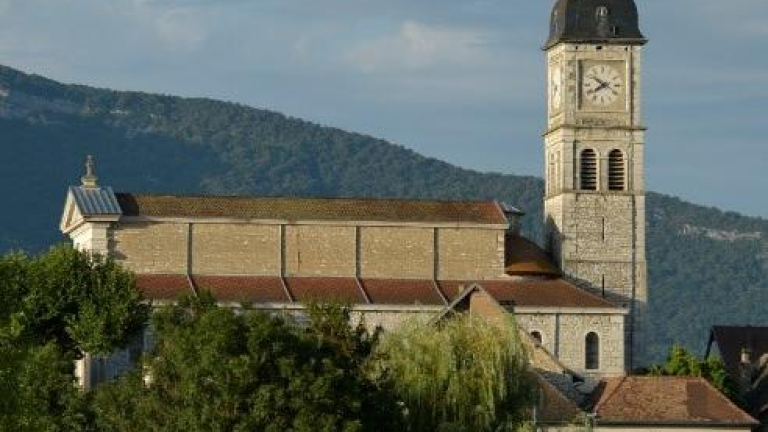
[582, 64, 623, 107]
[550, 66, 562, 110]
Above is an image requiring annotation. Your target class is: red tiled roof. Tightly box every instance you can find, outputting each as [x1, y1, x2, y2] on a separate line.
[590, 377, 759, 426]
[505, 235, 561, 276]
[135, 274, 192, 301]
[135, 274, 618, 310]
[361, 279, 445, 306]
[538, 378, 583, 424]
[285, 277, 366, 304]
[192, 276, 288, 303]
[439, 279, 618, 309]
[115, 193, 507, 225]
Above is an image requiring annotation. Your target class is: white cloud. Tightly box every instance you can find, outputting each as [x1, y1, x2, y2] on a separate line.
[345, 21, 491, 73]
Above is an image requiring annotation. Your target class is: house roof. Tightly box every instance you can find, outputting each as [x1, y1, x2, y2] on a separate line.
[710, 326, 768, 380]
[439, 279, 619, 310]
[113, 193, 508, 225]
[361, 279, 445, 306]
[69, 186, 122, 216]
[537, 377, 584, 424]
[588, 377, 758, 427]
[505, 235, 561, 276]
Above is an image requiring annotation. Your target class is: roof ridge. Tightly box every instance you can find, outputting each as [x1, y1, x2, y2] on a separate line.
[114, 191, 498, 205]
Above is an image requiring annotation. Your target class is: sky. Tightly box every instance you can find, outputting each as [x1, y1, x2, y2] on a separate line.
[0, 0, 766, 218]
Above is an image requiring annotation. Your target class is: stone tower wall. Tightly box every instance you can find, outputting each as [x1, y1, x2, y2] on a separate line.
[544, 42, 648, 369]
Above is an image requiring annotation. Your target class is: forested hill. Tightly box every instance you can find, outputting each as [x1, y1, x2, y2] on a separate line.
[0, 64, 766, 365]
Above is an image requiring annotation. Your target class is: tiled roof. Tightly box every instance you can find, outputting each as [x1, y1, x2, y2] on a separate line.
[114, 193, 507, 225]
[135, 275, 619, 310]
[192, 276, 288, 303]
[135, 274, 193, 301]
[589, 377, 759, 426]
[439, 279, 619, 309]
[285, 277, 366, 304]
[538, 377, 583, 424]
[361, 279, 445, 306]
[505, 235, 561, 276]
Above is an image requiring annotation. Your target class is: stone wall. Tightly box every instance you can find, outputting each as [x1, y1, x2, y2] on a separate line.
[106, 220, 506, 281]
[191, 224, 280, 275]
[285, 225, 356, 277]
[360, 227, 434, 279]
[110, 222, 188, 274]
[438, 228, 506, 280]
[516, 312, 626, 377]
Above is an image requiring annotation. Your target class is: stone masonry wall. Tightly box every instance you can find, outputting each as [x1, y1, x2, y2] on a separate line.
[107, 221, 507, 281]
[284, 225, 356, 277]
[191, 224, 280, 275]
[359, 227, 434, 279]
[438, 228, 506, 280]
[110, 222, 188, 274]
[516, 312, 626, 377]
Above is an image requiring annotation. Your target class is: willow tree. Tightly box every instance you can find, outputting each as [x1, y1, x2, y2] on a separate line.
[374, 314, 536, 432]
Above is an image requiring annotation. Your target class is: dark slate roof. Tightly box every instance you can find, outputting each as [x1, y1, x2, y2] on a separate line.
[710, 326, 768, 383]
[588, 377, 758, 427]
[114, 193, 508, 225]
[545, 0, 646, 49]
[505, 235, 561, 276]
[70, 186, 122, 216]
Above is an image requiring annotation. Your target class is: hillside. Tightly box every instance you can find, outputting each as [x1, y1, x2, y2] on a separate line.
[1, 64, 766, 365]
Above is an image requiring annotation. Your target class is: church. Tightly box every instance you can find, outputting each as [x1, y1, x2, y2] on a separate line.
[59, 0, 760, 429]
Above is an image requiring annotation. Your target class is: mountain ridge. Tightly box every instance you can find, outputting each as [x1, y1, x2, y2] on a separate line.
[1, 63, 766, 365]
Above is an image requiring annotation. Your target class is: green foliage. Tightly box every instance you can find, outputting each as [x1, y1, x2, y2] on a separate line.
[0, 246, 148, 429]
[92, 300, 402, 432]
[374, 314, 536, 432]
[646, 345, 739, 402]
[12, 245, 149, 356]
[0, 64, 766, 366]
[0, 340, 87, 432]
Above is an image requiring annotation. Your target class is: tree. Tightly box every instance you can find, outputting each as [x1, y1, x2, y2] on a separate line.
[373, 314, 536, 432]
[92, 298, 402, 432]
[12, 245, 149, 356]
[0, 245, 149, 430]
[647, 345, 739, 402]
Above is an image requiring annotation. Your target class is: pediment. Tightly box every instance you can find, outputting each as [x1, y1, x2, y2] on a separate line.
[60, 191, 84, 233]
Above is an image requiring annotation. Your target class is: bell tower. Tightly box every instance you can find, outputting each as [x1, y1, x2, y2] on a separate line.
[543, 0, 648, 369]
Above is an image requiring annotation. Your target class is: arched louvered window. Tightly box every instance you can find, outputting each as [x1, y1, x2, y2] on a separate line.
[608, 149, 626, 191]
[585, 332, 600, 370]
[580, 149, 598, 191]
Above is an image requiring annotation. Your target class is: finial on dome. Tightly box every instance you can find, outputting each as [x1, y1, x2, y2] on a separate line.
[81, 155, 98, 188]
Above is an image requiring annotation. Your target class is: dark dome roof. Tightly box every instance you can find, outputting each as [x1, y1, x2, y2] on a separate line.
[545, 0, 646, 49]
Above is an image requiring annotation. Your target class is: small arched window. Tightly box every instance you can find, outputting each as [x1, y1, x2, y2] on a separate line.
[531, 331, 543, 345]
[580, 149, 598, 191]
[585, 332, 600, 370]
[608, 149, 625, 191]
[596, 6, 609, 18]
